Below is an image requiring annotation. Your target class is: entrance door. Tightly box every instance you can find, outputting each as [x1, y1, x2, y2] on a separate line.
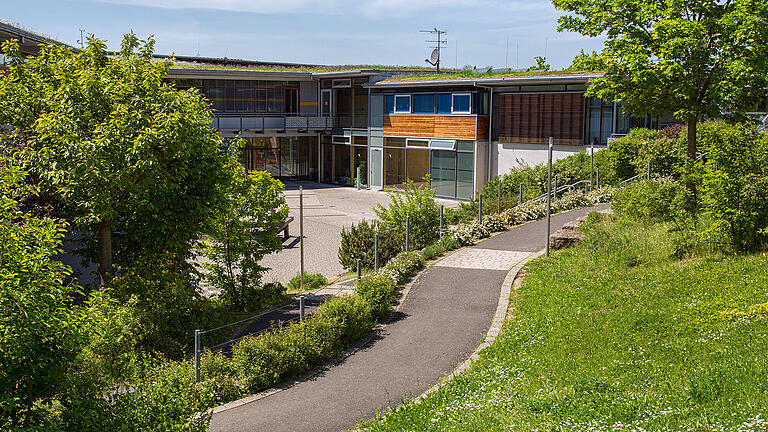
[430, 150, 456, 198]
[369, 148, 383, 189]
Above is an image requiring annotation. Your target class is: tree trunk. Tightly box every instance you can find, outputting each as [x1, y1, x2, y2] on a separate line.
[686, 117, 698, 209]
[97, 220, 113, 287]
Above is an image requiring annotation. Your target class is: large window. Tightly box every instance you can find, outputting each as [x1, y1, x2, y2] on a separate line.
[171, 79, 299, 114]
[394, 95, 411, 113]
[412, 94, 435, 114]
[437, 93, 452, 114]
[385, 95, 395, 114]
[586, 97, 614, 145]
[452, 93, 471, 113]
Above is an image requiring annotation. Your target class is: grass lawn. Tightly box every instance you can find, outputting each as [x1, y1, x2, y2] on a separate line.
[359, 213, 768, 431]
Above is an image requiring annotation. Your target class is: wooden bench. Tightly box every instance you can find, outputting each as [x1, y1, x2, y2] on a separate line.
[278, 216, 294, 240]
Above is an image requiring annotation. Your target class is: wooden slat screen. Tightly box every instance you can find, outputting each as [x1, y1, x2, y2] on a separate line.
[498, 93, 585, 146]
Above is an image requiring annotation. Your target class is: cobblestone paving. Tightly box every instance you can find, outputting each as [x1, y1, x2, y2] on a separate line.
[434, 248, 532, 271]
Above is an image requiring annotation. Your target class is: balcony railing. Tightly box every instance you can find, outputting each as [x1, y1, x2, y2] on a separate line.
[211, 113, 332, 132]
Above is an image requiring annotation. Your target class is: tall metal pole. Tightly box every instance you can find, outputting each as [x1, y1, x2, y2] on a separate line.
[647, 160, 651, 180]
[596, 167, 600, 189]
[374, 233, 379, 272]
[356, 258, 361, 280]
[299, 295, 305, 322]
[554, 175, 558, 200]
[299, 186, 304, 291]
[590, 140, 594, 191]
[439, 204, 444, 239]
[519, 182, 523, 205]
[194, 329, 200, 383]
[356, 166, 361, 190]
[546, 138, 553, 258]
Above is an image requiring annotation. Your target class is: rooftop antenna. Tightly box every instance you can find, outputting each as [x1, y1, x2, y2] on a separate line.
[420, 28, 447, 72]
[505, 36, 509, 69]
[77, 28, 85, 49]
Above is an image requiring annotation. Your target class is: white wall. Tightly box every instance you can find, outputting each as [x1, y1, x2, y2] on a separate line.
[492, 142, 586, 176]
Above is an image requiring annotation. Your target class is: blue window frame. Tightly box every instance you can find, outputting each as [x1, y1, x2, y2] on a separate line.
[452, 93, 471, 113]
[385, 95, 395, 114]
[394, 95, 411, 113]
[412, 93, 435, 114]
[437, 93, 452, 114]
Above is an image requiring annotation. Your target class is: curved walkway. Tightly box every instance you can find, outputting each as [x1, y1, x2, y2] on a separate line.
[209, 205, 609, 432]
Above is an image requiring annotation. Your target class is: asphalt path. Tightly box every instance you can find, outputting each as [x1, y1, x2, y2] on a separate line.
[209, 204, 609, 432]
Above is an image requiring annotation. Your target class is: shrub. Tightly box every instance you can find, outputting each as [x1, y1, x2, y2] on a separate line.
[422, 242, 446, 261]
[378, 251, 425, 286]
[700, 122, 768, 252]
[613, 177, 688, 225]
[449, 222, 490, 246]
[608, 128, 655, 180]
[437, 234, 460, 251]
[482, 214, 506, 232]
[375, 179, 440, 250]
[354, 274, 398, 319]
[287, 272, 328, 291]
[338, 220, 403, 271]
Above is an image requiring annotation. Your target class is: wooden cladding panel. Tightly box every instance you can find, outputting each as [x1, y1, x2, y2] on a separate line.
[476, 116, 490, 140]
[384, 115, 477, 140]
[498, 93, 585, 146]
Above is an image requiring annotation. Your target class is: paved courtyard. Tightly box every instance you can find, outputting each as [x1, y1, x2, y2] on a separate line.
[260, 182, 459, 286]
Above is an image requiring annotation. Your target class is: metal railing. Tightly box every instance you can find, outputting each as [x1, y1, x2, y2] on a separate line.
[194, 295, 307, 382]
[210, 113, 332, 132]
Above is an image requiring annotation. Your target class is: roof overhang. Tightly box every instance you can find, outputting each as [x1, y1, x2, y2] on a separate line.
[368, 73, 604, 88]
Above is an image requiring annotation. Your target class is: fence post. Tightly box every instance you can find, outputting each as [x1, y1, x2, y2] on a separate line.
[478, 193, 483, 224]
[596, 168, 600, 189]
[519, 182, 523, 205]
[405, 216, 410, 252]
[356, 258, 361, 280]
[299, 186, 304, 291]
[439, 204, 444, 239]
[194, 329, 201, 383]
[299, 295, 305, 322]
[554, 175, 558, 200]
[647, 160, 651, 180]
[497, 179, 502, 213]
[374, 233, 379, 272]
[546, 138, 553, 258]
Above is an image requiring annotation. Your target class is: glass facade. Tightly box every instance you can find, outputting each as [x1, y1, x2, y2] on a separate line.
[172, 79, 299, 114]
[382, 137, 475, 200]
[586, 97, 614, 145]
[241, 136, 318, 180]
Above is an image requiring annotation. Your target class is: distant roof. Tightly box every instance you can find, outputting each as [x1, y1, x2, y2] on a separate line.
[372, 71, 604, 87]
[0, 21, 78, 56]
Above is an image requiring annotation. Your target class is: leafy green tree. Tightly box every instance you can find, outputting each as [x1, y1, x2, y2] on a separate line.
[0, 161, 88, 428]
[555, 0, 768, 168]
[0, 33, 230, 286]
[531, 56, 551, 71]
[199, 166, 288, 311]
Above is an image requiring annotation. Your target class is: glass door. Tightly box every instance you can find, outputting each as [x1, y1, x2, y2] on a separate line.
[370, 148, 383, 189]
[321, 89, 332, 116]
[430, 150, 456, 198]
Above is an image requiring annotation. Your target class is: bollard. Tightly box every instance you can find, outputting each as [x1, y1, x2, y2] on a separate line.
[647, 160, 651, 180]
[497, 179, 501, 213]
[478, 193, 483, 224]
[596, 168, 600, 189]
[439, 204, 444, 239]
[356, 166, 361, 190]
[356, 258, 361, 280]
[194, 329, 200, 383]
[299, 295, 305, 322]
[406, 216, 411, 251]
[299, 186, 304, 291]
[519, 182, 523, 205]
[546, 138, 553, 258]
[374, 233, 379, 271]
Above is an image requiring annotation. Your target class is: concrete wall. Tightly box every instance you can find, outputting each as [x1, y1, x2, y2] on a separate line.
[492, 142, 586, 176]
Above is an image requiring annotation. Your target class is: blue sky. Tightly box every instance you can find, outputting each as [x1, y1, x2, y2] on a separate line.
[3, 0, 605, 69]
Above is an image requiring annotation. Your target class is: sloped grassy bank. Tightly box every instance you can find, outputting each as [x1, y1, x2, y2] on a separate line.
[359, 213, 768, 431]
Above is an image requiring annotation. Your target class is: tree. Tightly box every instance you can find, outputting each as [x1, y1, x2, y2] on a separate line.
[199, 164, 288, 311]
[531, 55, 551, 71]
[0, 160, 89, 428]
[555, 0, 768, 180]
[0, 33, 231, 286]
